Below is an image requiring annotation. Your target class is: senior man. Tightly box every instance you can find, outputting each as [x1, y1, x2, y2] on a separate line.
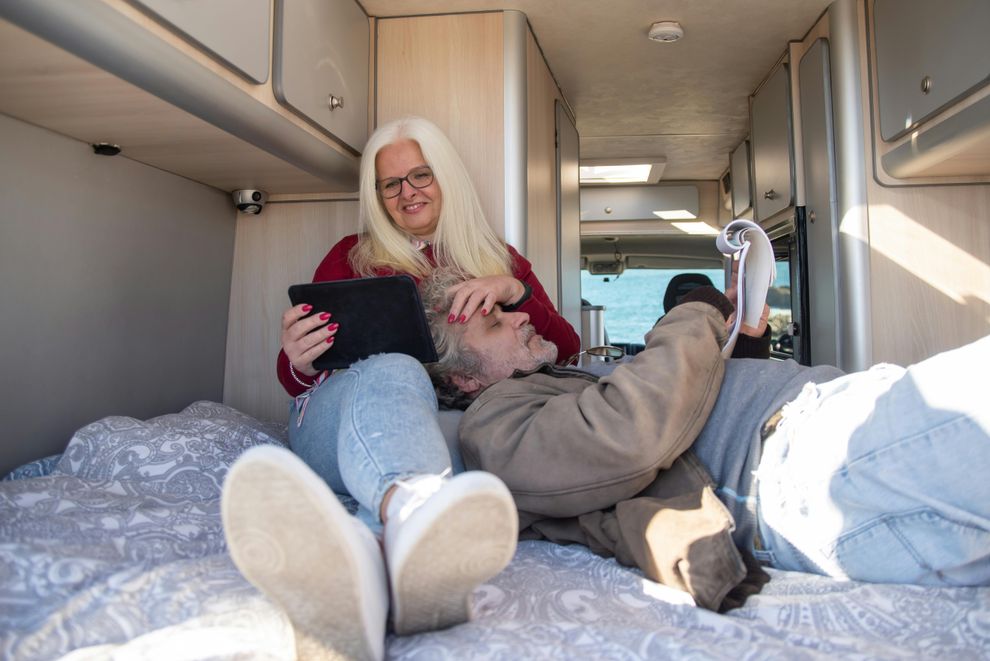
[420, 269, 990, 612]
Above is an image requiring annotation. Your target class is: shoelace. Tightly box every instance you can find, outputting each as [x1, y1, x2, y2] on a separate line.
[389, 468, 453, 525]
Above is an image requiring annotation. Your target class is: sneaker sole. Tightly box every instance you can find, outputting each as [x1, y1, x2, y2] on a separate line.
[389, 473, 518, 635]
[221, 446, 383, 661]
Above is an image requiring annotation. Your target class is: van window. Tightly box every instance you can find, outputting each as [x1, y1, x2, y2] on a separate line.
[767, 257, 794, 358]
[581, 263, 793, 355]
[581, 268, 725, 345]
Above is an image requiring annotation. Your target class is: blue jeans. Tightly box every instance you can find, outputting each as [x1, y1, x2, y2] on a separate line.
[755, 335, 990, 585]
[288, 353, 462, 533]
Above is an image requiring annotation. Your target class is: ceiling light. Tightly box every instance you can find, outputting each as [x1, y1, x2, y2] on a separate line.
[671, 221, 720, 235]
[580, 158, 665, 184]
[580, 164, 651, 184]
[648, 21, 684, 43]
[653, 209, 698, 221]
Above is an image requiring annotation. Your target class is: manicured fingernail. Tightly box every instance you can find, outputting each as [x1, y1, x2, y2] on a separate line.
[458, 314, 467, 324]
[302, 304, 313, 312]
[319, 312, 331, 321]
[448, 314, 455, 324]
[326, 336, 335, 345]
[482, 308, 488, 316]
[327, 322, 339, 332]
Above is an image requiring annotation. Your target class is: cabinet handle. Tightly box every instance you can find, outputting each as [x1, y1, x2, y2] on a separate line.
[327, 95, 344, 111]
[763, 189, 777, 200]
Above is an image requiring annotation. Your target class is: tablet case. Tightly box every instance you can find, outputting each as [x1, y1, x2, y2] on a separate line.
[288, 275, 439, 371]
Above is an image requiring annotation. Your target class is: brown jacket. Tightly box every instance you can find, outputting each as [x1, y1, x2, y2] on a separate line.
[457, 301, 755, 610]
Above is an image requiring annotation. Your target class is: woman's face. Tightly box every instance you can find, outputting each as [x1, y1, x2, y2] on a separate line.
[375, 139, 443, 240]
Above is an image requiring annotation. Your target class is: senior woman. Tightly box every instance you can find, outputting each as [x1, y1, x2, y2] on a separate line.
[222, 116, 579, 659]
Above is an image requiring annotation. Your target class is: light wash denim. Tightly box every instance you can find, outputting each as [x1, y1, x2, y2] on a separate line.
[288, 353, 464, 533]
[755, 334, 990, 586]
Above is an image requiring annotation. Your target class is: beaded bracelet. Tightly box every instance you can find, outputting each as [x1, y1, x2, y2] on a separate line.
[289, 362, 317, 388]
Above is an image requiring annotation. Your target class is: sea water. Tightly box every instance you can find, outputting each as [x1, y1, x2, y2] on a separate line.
[580, 265, 791, 345]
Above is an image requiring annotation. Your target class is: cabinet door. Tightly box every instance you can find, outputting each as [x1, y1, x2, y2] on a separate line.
[131, 0, 270, 84]
[874, 0, 990, 142]
[729, 139, 752, 217]
[751, 64, 794, 222]
[273, 0, 369, 153]
[799, 39, 838, 368]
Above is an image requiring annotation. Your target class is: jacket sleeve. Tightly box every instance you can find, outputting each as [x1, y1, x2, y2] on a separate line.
[458, 301, 728, 518]
[276, 235, 360, 396]
[731, 326, 771, 359]
[506, 245, 581, 364]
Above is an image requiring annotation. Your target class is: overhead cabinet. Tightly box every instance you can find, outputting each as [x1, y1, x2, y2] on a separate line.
[273, 0, 370, 154]
[874, 0, 990, 142]
[580, 185, 700, 222]
[750, 64, 795, 223]
[0, 0, 369, 193]
[872, 0, 990, 179]
[130, 0, 271, 84]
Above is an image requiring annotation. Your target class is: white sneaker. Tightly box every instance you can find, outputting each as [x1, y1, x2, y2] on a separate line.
[384, 471, 518, 635]
[222, 445, 388, 661]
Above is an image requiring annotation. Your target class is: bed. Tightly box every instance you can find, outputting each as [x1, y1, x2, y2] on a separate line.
[3, 401, 988, 660]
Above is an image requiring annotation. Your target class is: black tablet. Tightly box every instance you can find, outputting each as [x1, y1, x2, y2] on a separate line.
[288, 275, 439, 371]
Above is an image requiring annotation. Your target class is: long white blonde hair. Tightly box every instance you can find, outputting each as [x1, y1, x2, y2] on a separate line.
[349, 116, 512, 279]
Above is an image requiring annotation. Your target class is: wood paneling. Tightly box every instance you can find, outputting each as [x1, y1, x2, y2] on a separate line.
[866, 182, 990, 364]
[223, 200, 360, 422]
[375, 13, 505, 236]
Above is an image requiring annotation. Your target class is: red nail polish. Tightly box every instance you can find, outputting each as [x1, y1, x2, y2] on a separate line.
[448, 314, 455, 324]
[458, 314, 467, 324]
[482, 308, 488, 316]
[302, 304, 313, 312]
[327, 322, 339, 332]
[319, 312, 331, 321]
[326, 336, 335, 344]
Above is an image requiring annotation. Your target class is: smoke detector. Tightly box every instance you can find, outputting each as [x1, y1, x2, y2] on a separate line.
[648, 21, 684, 43]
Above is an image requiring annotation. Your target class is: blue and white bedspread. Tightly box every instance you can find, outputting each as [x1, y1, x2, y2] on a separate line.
[2, 402, 988, 660]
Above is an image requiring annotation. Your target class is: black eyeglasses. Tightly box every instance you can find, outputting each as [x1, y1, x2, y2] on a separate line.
[376, 165, 434, 199]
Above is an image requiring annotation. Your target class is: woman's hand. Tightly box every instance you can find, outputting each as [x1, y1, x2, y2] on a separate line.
[446, 275, 526, 324]
[281, 304, 340, 375]
[724, 260, 770, 337]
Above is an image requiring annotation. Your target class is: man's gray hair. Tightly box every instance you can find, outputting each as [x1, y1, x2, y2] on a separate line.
[420, 269, 484, 409]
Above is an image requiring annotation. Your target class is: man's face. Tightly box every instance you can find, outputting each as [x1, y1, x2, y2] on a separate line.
[455, 306, 558, 392]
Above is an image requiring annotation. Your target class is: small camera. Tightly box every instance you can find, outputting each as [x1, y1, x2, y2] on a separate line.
[232, 189, 268, 215]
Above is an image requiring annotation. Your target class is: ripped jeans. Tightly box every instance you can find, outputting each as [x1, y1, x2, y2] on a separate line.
[287, 353, 463, 534]
[756, 335, 990, 586]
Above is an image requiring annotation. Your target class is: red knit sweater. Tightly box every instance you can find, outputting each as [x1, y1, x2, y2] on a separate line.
[276, 234, 580, 396]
